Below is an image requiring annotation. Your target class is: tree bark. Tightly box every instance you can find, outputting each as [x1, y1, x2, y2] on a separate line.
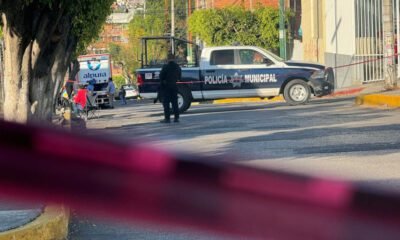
[2, 13, 30, 123]
[1, 4, 77, 123]
[68, 59, 80, 81]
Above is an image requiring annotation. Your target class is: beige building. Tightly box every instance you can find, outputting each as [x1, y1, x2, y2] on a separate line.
[301, 0, 399, 88]
[301, 0, 325, 64]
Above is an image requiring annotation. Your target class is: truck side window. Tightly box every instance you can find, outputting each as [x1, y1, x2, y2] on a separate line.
[210, 50, 234, 65]
[239, 50, 267, 65]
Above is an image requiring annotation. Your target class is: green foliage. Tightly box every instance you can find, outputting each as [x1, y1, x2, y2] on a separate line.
[109, 43, 123, 60]
[17, 0, 114, 55]
[112, 75, 126, 88]
[126, 0, 194, 71]
[68, 0, 115, 54]
[189, 6, 292, 52]
[127, 0, 166, 72]
[109, 42, 137, 80]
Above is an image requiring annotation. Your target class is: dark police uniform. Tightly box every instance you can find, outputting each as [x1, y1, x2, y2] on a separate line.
[159, 59, 181, 122]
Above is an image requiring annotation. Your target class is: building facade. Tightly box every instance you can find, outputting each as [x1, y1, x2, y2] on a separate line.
[88, 11, 134, 76]
[89, 12, 134, 53]
[302, 0, 399, 88]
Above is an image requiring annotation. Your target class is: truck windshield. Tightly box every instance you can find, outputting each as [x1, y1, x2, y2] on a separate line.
[94, 83, 108, 91]
[257, 48, 284, 62]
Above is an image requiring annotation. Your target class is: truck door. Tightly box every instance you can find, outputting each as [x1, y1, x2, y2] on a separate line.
[200, 49, 240, 99]
[235, 49, 282, 98]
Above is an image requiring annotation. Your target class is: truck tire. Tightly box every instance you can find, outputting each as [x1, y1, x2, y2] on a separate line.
[283, 79, 311, 105]
[177, 88, 192, 113]
[325, 67, 335, 93]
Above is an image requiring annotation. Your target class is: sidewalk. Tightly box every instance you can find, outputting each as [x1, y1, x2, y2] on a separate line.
[323, 83, 400, 109]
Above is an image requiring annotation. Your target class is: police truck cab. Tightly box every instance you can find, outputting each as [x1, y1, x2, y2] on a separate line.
[137, 37, 334, 113]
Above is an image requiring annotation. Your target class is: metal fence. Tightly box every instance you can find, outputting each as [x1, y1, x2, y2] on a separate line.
[354, 0, 385, 83]
[354, 0, 400, 82]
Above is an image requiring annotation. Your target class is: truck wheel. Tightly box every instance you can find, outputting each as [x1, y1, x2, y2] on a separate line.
[283, 80, 311, 105]
[325, 68, 335, 93]
[177, 88, 191, 113]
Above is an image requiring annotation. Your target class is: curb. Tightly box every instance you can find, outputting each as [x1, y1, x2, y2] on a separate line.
[329, 87, 365, 97]
[356, 93, 400, 108]
[0, 206, 69, 240]
[193, 86, 365, 105]
[195, 96, 284, 105]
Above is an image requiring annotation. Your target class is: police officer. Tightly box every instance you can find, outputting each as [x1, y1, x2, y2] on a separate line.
[159, 53, 181, 123]
[107, 77, 116, 109]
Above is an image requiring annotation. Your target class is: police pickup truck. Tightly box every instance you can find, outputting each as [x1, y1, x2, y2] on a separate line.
[137, 37, 334, 113]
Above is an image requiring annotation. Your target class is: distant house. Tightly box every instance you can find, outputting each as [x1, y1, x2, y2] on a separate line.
[88, 11, 134, 76]
[89, 11, 134, 53]
[196, 0, 279, 9]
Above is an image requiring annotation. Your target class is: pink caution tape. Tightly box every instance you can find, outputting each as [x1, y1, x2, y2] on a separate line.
[1, 120, 400, 239]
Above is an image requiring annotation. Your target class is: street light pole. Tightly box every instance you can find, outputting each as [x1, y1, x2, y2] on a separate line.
[279, 0, 287, 60]
[383, 0, 397, 88]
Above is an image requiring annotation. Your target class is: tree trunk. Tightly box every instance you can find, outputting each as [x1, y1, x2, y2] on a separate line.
[0, 40, 4, 115]
[1, 7, 76, 123]
[68, 59, 80, 81]
[2, 14, 31, 123]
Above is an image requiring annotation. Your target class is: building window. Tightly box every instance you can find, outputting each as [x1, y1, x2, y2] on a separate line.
[112, 25, 123, 31]
[112, 36, 122, 42]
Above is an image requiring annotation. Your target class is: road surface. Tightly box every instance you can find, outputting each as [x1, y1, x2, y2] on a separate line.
[69, 97, 400, 239]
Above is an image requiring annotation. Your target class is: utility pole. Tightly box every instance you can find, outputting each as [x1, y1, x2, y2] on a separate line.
[188, 0, 192, 41]
[143, 0, 146, 18]
[279, 0, 287, 60]
[383, 0, 397, 88]
[165, 0, 169, 34]
[171, 0, 175, 37]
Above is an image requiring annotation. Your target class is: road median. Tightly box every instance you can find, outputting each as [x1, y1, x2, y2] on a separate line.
[0, 206, 69, 240]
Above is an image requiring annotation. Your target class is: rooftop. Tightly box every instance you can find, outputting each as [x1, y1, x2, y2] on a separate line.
[106, 11, 135, 24]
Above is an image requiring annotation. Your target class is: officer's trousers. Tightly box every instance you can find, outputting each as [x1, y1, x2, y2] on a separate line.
[162, 88, 179, 120]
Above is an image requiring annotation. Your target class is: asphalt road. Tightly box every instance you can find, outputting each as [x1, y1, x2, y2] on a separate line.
[69, 97, 400, 239]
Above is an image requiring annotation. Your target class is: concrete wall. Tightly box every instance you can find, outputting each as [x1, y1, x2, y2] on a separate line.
[325, 0, 355, 54]
[325, 0, 359, 88]
[302, 0, 362, 88]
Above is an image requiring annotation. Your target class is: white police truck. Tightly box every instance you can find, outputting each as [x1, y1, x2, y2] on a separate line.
[137, 37, 334, 113]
